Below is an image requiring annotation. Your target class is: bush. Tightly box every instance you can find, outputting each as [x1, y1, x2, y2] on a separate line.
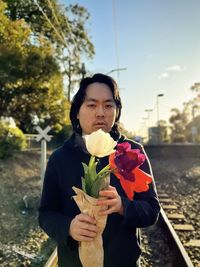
[0, 122, 27, 159]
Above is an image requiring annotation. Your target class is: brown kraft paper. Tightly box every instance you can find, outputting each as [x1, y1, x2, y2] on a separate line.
[72, 186, 108, 267]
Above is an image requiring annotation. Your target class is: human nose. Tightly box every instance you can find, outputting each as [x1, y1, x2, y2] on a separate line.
[96, 105, 105, 117]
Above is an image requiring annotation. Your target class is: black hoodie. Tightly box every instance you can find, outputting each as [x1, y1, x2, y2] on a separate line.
[39, 133, 160, 267]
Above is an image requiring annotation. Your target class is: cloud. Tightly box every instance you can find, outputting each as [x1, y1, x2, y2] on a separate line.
[158, 64, 186, 80]
[166, 65, 186, 72]
[158, 72, 169, 80]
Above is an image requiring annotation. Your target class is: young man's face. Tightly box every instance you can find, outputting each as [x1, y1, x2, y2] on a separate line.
[77, 82, 117, 135]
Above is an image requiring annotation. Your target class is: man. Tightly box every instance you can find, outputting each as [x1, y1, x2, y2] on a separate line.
[39, 73, 160, 267]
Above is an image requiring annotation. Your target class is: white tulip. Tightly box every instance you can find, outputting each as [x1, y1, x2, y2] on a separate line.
[84, 129, 117, 158]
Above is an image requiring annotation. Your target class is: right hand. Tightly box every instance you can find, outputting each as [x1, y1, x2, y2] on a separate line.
[69, 213, 99, 242]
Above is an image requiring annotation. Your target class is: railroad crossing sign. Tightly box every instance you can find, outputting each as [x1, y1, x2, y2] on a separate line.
[35, 125, 52, 185]
[36, 126, 51, 142]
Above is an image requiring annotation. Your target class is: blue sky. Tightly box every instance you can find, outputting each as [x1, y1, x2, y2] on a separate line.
[59, 0, 200, 136]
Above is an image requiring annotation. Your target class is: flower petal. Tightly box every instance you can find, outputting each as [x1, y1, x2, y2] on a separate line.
[109, 151, 152, 200]
[84, 129, 117, 157]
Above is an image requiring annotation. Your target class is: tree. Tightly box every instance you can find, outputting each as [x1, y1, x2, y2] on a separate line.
[168, 81, 200, 143]
[3, 0, 95, 100]
[169, 108, 188, 143]
[191, 82, 200, 93]
[183, 83, 200, 142]
[0, 1, 70, 132]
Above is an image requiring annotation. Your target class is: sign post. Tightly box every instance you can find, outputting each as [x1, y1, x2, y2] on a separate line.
[36, 126, 51, 185]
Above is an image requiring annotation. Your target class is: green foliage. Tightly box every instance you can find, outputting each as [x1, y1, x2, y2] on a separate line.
[0, 122, 27, 158]
[0, 0, 94, 131]
[169, 83, 200, 143]
[2, 0, 95, 101]
[81, 156, 111, 198]
[0, 2, 71, 133]
[169, 108, 188, 143]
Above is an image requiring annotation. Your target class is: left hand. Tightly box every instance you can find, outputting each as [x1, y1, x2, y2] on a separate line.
[97, 185, 124, 216]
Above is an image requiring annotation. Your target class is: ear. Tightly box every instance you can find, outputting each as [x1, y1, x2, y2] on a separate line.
[76, 113, 79, 119]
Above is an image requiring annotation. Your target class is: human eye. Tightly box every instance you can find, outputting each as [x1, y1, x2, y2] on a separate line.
[87, 103, 96, 109]
[105, 103, 114, 109]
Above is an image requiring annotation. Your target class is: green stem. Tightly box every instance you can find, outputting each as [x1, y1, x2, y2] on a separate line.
[96, 164, 110, 179]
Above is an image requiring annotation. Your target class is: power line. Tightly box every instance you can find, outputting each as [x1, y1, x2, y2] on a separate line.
[36, 0, 80, 58]
[32, 0, 67, 47]
[47, 0, 80, 56]
[112, 0, 120, 83]
[46, 0, 67, 43]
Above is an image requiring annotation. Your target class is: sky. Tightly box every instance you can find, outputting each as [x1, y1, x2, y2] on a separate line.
[59, 0, 200, 137]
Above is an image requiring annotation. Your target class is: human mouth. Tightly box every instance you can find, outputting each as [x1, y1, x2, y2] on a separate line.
[94, 122, 106, 128]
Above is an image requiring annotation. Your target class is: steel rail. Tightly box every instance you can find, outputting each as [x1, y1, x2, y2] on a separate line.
[44, 208, 194, 267]
[158, 207, 194, 267]
[44, 248, 57, 267]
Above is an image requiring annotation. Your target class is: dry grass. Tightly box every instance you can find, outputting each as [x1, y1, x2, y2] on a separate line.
[0, 151, 55, 266]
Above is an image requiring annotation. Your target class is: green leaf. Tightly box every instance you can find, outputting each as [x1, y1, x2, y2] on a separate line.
[90, 175, 110, 198]
[87, 156, 97, 182]
[81, 176, 86, 193]
[82, 162, 88, 175]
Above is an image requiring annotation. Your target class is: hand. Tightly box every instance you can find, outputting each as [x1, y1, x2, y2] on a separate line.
[97, 185, 124, 216]
[69, 213, 99, 242]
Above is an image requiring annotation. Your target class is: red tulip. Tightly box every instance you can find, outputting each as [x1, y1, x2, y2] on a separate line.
[109, 142, 152, 200]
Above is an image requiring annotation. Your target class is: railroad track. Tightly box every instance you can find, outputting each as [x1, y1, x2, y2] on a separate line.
[157, 189, 199, 267]
[44, 190, 198, 267]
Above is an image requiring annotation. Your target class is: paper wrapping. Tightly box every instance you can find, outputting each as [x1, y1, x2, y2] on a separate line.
[72, 186, 108, 267]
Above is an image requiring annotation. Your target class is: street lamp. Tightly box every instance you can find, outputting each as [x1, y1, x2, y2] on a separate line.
[106, 67, 127, 75]
[145, 109, 153, 128]
[157, 93, 164, 144]
[141, 117, 148, 142]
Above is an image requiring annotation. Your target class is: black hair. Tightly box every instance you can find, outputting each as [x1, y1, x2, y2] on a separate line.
[69, 73, 122, 139]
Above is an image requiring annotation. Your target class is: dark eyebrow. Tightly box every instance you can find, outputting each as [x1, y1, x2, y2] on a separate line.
[85, 97, 115, 103]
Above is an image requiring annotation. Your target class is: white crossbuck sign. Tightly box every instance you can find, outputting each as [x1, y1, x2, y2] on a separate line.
[36, 126, 51, 142]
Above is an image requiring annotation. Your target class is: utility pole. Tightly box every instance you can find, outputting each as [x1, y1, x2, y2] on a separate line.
[157, 94, 164, 144]
[145, 109, 153, 142]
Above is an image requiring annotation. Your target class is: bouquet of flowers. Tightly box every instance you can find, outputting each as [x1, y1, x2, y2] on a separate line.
[72, 129, 152, 267]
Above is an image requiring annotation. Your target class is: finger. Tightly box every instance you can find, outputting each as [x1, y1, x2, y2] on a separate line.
[77, 214, 97, 225]
[107, 185, 115, 190]
[80, 222, 99, 233]
[99, 206, 115, 216]
[79, 229, 98, 238]
[97, 198, 117, 206]
[99, 190, 116, 198]
[73, 231, 95, 242]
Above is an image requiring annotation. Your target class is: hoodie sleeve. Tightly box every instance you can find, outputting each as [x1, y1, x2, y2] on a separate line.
[38, 154, 72, 246]
[120, 142, 160, 228]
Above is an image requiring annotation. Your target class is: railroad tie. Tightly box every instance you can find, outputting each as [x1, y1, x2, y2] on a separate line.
[167, 213, 185, 220]
[162, 205, 177, 210]
[158, 193, 169, 198]
[184, 240, 200, 247]
[159, 198, 173, 203]
[173, 224, 194, 231]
